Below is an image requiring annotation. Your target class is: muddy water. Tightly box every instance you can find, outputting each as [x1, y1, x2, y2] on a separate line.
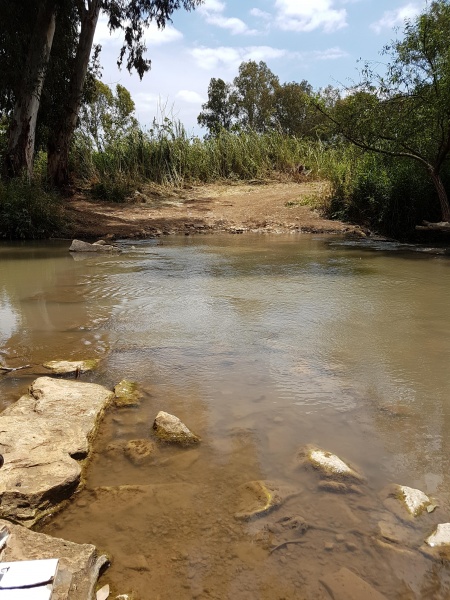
[1, 236, 450, 598]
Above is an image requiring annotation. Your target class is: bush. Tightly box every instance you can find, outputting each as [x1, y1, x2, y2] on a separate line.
[319, 143, 442, 238]
[0, 178, 65, 239]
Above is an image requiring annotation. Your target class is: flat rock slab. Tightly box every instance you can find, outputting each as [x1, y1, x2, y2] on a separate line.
[43, 360, 99, 376]
[0, 377, 113, 527]
[153, 411, 200, 446]
[321, 567, 387, 600]
[0, 519, 108, 600]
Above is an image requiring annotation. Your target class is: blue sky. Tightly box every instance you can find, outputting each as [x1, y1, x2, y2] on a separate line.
[94, 0, 427, 134]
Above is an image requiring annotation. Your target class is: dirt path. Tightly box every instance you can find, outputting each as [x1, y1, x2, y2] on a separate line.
[65, 180, 361, 239]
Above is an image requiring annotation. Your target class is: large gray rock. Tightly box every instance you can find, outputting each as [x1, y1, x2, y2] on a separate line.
[0, 377, 113, 527]
[0, 519, 108, 600]
[69, 239, 119, 253]
[153, 411, 200, 446]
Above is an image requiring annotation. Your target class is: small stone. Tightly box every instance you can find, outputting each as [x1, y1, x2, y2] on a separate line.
[397, 485, 432, 517]
[345, 542, 357, 552]
[153, 411, 200, 446]
[124, 439, 157, 465]
[234, 481, 298, 521]
[123, 554, 150, 571]
[300, 446, 363, 482]
[324, 542, 334, 551]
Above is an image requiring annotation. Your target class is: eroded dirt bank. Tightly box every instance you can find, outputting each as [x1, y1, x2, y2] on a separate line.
[65, 181, 363, 239]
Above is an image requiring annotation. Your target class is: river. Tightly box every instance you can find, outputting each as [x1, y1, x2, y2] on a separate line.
[1, 235, 450, 599]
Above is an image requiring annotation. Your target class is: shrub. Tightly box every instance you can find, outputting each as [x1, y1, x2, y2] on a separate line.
[0, 178, 65, 239]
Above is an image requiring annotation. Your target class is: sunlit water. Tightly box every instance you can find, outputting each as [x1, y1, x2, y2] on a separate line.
[1, 235, 450, 599]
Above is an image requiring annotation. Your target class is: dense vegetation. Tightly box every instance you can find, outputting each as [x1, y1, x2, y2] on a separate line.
[0, 0, 450, 239]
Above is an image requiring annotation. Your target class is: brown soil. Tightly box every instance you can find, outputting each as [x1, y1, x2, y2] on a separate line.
[64, 180, 362, 240]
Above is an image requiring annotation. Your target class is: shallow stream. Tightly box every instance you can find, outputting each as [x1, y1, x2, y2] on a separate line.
[1, 235, 450, 599]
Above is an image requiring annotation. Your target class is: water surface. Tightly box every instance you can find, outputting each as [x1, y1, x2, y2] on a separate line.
[1, 235, 450, 599]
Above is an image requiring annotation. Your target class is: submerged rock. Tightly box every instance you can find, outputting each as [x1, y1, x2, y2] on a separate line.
[321, 567, 387, 600]
[425, 523, 450, 548]
[382, 484, 433, 519]
[318, 481, 362, 494]
[124, 439, 157, 465]
[0, 376, 113, 527]
[234, 480, 298, 521]
[153, 411, 200, 446]
[0, 518, 108, 600]
[396, 485, 432, 517]
[299, 446, 363, 482]
[421, 523, 450, 560]
[114, 380, 142, 407]
[44, 359, 99, 376]
[69, 239, 119, 252]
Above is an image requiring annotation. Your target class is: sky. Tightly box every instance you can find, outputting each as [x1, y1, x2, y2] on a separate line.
[94, 0, 428, 135]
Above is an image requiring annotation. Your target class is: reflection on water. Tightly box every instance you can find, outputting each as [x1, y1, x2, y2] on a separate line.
[1, 236, 450, 598]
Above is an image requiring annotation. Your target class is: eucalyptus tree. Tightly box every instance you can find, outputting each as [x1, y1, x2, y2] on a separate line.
[48, 0, 203, 186]
[1, 0, 203, 185]
[1, 0, 58, 178]
[232, 61, 280, 133]
[197, 78, 236, 137]
[315, 0, 450, 222]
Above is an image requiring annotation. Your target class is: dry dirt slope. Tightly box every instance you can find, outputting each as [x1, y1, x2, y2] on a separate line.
[65, 181, 361, 239]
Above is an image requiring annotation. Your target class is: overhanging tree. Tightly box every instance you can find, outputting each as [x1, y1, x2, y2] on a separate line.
[48, 0, 203, 186]
[315, 0, 450, 222]
[2, 0, 203, 185]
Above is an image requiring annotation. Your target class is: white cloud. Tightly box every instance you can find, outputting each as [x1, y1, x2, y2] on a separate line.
[176, 90, 206, 103]
[198, 0, 258, 35]
[370, 3, 421, 34]
[312, 47, 349, 60]
[250, 8, 271, 21]
[190, 45, 288, 70]
[190, 44, 347, 71]
[274, 0, 347, 33]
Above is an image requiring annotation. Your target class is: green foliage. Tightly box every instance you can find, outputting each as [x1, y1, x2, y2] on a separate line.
[319, 144, 441, 237]
[316, 0, 450, 221]
[70, 115, 318, 200]
[198, 60, 340, 140]
[0, 178, 65, 239]
[78, 80, 138, 151]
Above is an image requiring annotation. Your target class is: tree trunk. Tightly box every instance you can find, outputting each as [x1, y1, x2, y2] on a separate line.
[3, 0, 56, 179]
[429, 167, 450, 222]
[47, 1, 100, 187]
